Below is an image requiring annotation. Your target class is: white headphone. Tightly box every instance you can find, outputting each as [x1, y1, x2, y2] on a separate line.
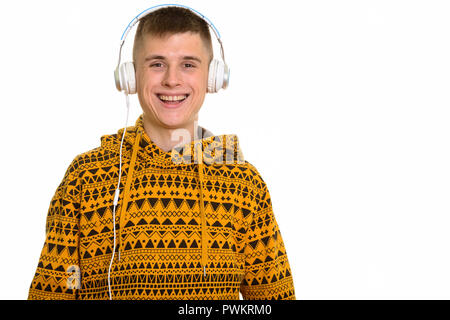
[114, 4, 230, 94]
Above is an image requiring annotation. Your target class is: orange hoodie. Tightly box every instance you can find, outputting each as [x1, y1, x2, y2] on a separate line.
[28, 114, 295, 300]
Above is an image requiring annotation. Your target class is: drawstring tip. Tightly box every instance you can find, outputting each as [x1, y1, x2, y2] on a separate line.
[203, 265, 206, 277]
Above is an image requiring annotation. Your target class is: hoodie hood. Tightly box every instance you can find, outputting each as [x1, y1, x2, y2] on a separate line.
[100, 114, 245, 277]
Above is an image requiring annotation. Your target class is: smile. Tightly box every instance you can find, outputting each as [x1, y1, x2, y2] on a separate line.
[157, 94, 189, 108]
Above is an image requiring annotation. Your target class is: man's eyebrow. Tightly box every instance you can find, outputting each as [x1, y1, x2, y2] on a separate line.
[144, 55, 202, 63]
[144, 55, 165, 62]
[183, 56, 202, 63]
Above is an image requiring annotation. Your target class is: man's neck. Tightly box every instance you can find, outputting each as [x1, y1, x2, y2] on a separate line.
[142, 116, 199, 153]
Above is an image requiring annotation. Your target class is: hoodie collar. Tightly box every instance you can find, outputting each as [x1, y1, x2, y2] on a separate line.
[109, 114, 244, 167]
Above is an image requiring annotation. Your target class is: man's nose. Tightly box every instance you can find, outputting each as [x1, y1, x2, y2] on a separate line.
[162, 66, 182, 87]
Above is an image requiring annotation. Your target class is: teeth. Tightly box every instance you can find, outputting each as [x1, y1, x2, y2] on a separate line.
[158, 95, 187, 101]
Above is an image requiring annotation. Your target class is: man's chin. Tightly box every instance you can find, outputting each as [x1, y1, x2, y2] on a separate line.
[152, 114, 190, 130]
[141, 104, 200, 130]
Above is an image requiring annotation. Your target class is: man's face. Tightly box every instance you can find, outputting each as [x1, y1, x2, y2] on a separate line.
[135, 32, 210, 131]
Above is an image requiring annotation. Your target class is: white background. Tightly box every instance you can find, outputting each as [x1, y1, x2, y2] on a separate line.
[0, 0, 449, 299]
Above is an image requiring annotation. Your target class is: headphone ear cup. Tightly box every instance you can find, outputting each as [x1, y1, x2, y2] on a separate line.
[114, 62, 136, 94]
[208, 59, 229, 93]
[207, 59, 218, 93]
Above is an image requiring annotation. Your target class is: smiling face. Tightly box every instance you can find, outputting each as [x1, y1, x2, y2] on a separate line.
[134, 32, 211, 131]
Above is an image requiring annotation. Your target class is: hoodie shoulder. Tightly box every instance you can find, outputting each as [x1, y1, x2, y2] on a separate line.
[241, 160, 270, 192]
[79, 123, 141, 163]
[66, 130, 125, 170]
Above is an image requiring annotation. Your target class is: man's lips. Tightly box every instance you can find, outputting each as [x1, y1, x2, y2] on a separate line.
[156, 94, 190, 108]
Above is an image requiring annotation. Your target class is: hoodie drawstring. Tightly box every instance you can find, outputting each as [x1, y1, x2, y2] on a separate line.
[118, 127, 142, 260]
[196, 142, 208, 278]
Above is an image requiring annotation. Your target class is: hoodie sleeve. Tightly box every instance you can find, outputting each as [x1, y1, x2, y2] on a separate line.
[28, 156, 82, 300]
[240, 164, 296, 300]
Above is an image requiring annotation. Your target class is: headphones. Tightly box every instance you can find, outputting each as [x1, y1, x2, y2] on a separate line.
[114, 4, 230, 94]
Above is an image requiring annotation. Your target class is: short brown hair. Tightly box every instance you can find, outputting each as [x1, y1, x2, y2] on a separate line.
[132, 7, 213, 64]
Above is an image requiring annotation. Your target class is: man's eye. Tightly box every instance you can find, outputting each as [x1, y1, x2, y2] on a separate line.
[150, 63, 163, 68]
[184, 63, 195, 68]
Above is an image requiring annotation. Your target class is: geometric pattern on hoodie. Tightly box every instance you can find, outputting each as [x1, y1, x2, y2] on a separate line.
[28, 114, 295, 300]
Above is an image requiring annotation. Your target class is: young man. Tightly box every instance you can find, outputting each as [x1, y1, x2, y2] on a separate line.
[28, 6, 295, 300]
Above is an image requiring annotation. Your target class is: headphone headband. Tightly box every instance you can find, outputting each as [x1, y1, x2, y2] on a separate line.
[116, 4, 226, 71]
[120, 4, 221, 42]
